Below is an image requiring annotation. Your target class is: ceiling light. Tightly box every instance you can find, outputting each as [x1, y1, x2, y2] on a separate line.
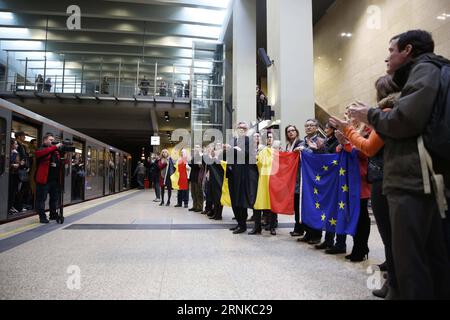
[341, 33, 352, 38]
[437, 15, 446, 20]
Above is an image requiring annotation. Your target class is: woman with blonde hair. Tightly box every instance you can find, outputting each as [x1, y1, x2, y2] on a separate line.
[157, 149, 174, 206]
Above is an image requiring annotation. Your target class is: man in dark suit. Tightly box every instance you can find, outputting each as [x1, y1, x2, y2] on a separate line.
[225, 122, 259, 234]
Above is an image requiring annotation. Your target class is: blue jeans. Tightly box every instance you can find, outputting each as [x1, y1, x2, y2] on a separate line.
[36, 180, 60, 220]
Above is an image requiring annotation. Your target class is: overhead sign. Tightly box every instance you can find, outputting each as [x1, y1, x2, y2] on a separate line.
[151, 136, 160, 146]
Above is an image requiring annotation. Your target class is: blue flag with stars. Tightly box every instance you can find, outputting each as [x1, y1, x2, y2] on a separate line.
[301, 150, 361, 237]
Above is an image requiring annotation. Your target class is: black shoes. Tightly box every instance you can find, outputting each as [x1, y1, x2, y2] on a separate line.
[159, 202, 164, 206]
[378, 261, 388, 272]
[372, 280, 389, 299]
[297, 236, 311, 243]
[315, 242, 332, 250]
[184, 204, 189, 208]
[194, 209, 203, 213]
[346, 251, 369, 262]
[188, 208, 196, 211]
[248, 229, 262, 235]
[165, 202, 170, 207]
[39, 218, 49, 224]
[270, 229, 277, 236]
[229, 226, 239, 231]
[325, 246, 347, 255]
[174, 204, 182, 208]
[290, 231, 303, 237]
[307, 239, 321, 245]
[233, 227, 247, 234]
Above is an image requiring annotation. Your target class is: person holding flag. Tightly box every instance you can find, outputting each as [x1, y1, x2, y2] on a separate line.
[173, 149, 191, 208]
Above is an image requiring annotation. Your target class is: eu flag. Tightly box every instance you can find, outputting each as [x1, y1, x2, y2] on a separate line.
[301, 150, 361, 236]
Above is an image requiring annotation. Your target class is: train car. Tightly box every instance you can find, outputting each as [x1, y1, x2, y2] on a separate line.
[0, 98, 132, 223]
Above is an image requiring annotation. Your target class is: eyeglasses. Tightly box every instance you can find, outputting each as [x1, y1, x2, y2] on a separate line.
[287, 129, 297, 133]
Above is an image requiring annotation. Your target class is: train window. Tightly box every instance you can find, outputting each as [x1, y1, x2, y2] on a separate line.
[0, 117, 6, 175]
[91, 148, 97, 177]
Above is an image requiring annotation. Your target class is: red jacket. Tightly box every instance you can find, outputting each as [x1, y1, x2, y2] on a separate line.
[35, 145, 60, 185]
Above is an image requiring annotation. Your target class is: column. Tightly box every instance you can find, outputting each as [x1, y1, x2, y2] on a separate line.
[232, 0, 256, 127]
[267, 0, 315, 145]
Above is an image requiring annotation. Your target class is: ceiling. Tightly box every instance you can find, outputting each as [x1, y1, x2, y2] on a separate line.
[0, 0, 231, 82]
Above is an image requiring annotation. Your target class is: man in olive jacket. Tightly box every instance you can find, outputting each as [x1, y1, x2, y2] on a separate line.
[349, 30, 450, 300]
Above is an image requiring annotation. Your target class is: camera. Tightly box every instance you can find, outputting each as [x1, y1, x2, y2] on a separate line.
[52, 139, 76, 153]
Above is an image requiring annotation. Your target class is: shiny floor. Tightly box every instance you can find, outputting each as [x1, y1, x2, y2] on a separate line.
[0, 190, 384, 300]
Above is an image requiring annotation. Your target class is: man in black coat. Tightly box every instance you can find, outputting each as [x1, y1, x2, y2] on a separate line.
[225, 122, 259, 234]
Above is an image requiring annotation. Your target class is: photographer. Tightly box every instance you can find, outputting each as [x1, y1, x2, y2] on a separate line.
[35, 133, 63, 223]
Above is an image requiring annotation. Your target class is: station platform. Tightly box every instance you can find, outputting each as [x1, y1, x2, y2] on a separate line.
[0, 190, 385, 300]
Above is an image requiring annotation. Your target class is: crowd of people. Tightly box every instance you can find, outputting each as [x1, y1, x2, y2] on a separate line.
[139, 30, 450, 300]
[8, 132, 37, 216]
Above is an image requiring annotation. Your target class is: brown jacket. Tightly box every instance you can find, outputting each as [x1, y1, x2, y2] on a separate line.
[368, 53, 450, 194]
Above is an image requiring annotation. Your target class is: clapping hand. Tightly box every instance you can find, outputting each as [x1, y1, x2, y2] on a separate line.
[348, 101, 370, 124]
[329, 116, 349, 132]
[306, 138, 318, 150]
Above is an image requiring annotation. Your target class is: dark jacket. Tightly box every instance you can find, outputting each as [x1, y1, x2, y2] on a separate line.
[226, 136, 259, 209]
[324, 136, 339, 154]
[368, 53, 450, 194]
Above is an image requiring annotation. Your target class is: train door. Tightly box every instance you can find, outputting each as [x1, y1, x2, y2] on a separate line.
[0, 108, 11, 221]
[115, 152, 120, 192]
[71, 139, 85, 203]
[104, 150, 110, 195]
[10, 118, 41, 218]
[99, 148, 105, 196]
[62, 132, 73, 205]
[109, 151, 116, 194]
[119, 153, 124, 191]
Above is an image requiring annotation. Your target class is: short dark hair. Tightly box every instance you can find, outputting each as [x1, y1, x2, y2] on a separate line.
[14, 131, 25, 138]
[391, 30, 434, 58]
[43, 132, 54, 141]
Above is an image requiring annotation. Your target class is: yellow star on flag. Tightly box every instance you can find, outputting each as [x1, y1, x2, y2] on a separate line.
[332, 160, 338, 166]
[315, 175, 321, 182]
[321, 213, 326, 221]
[322, 165, 329, 171]
[329, 218, 337, 226]
[339, 168, 346, 176]
[339, 201, 346, 210]
[315, 202, 321, 209]
[314, 188, 319, 195]
[342, 184, 349, 193]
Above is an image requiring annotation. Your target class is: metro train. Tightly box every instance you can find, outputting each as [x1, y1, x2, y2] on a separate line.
[0, 98, 132, 223]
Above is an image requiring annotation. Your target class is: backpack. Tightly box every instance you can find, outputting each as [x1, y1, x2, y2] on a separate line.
[423, 61, 450, 161]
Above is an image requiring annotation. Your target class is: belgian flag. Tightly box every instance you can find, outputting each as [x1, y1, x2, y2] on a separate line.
[207, 160, 232, 207]
[170, 159, 189, 190]
[254, 148, 300, 215]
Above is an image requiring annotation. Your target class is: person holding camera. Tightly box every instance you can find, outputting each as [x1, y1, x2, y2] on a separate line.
[35, 133, 63, 223]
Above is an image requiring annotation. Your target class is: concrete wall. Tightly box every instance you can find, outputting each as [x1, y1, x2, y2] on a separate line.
[314, 0, 450, 116]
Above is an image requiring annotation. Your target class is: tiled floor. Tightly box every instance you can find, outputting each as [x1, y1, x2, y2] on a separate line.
[0, 190, 385, 300]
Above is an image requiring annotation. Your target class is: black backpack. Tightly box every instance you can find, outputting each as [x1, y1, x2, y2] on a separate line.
[423, 61, 450, 161]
